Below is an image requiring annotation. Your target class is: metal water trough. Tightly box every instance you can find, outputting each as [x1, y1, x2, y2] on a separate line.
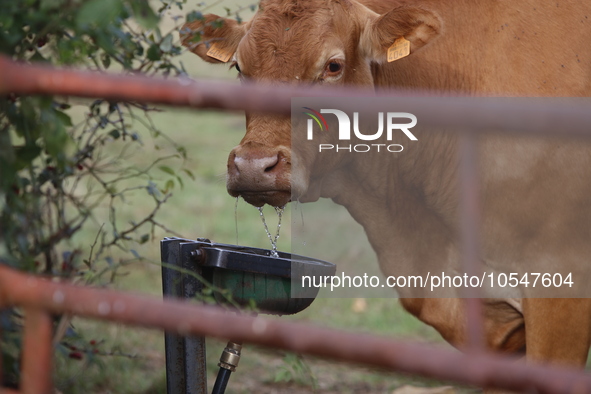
[161, 237, 336, 394]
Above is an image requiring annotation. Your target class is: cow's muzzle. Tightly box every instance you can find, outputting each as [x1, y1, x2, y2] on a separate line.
[226, 144, 291, 207]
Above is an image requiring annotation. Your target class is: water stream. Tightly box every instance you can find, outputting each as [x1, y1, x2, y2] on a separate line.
[234, 197, 239, 245]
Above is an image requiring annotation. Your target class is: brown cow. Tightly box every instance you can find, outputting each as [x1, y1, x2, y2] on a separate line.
[181, 0, 591, 370]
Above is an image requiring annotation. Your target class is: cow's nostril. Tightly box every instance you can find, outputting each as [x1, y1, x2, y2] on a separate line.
[263, 155, 280, 173]
[232, 153, 281, 175]
[264, 162, 277, 173]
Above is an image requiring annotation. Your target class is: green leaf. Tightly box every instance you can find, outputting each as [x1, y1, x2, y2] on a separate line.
[188, 32, 202, 43]
[176, 175, 184, 189]
[127, 0, 158, 29]
[164, 179, 174, 191]
[147, 43, 161, 61]
[158, 165, 175, 175]
[177, 146, 187, 158]
[43, 126, 69, 158]
[39, 0, 64, 11]
[14, 145, 42, 170]
[109, 129, 121, 139]
[153, 28, 162, 42]
[186, 11, 203, 22]
[54, 109, 73, 127]
[182, 168, 196, 180]
[77, 0, 124, 28]
[101, 53, 111, 69]
[159, 33, 173, 53]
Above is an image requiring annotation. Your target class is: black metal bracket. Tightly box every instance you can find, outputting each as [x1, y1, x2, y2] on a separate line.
[160, 236, 335, 394]
[161, 237, 208, 394]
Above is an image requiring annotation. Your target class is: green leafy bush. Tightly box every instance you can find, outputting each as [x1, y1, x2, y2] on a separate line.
[0, 0, 207, 387]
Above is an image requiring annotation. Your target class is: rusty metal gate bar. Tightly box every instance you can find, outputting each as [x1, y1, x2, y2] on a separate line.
[21, 309, 53, 394]
[458, 135, 485, 350]
[1, 55, 591, 392]
[3, 57, 591, 139]
[1, 264, 591, 393]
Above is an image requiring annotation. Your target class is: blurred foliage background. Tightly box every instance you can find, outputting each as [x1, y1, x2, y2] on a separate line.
[0, 1, 446, 392]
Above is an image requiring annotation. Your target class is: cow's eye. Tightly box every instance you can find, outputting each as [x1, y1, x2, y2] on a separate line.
[323, 59, 344, 79]
[328, 62, 341, 73]
[231, 62, 241, 73]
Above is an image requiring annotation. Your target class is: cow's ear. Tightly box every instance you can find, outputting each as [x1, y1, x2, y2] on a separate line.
[180, 14, 247, 64]
[360, 7, 441, 62]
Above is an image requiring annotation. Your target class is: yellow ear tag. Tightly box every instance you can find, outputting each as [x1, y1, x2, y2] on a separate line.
[206, 42, 233, 63]
[387, 37, 410, 62]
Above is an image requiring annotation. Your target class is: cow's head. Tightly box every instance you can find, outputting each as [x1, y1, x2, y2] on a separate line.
[181, 0, 440, 207]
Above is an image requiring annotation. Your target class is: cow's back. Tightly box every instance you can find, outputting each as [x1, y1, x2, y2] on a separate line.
[366, 0, 591, 96]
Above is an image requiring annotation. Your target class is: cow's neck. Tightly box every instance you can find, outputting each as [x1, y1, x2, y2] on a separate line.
[318, 131, 460, 297]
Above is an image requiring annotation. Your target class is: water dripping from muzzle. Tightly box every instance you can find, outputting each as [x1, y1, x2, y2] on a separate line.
[234, 197, 239, 245]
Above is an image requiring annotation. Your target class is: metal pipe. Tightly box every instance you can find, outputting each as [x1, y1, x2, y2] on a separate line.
[0, 388, 20, 394]
[2, 56, 591, 139]
[20, 308, 53, 394]
[458, 135, 485, 351]
[0, 313, 3, 390]
[0, 265, 589, 393]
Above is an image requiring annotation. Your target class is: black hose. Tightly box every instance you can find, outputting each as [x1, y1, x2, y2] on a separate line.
[211, 367, 232, 394]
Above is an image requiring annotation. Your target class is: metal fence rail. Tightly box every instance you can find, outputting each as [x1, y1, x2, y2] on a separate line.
[1, 54, 590, 393]
[1, 265, 591, 394]
[2, 56, 591, 138]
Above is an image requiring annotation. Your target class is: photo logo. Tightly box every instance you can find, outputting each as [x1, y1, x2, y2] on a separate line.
[303, 108, 418, 153]
[303, 107, 329, 136]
